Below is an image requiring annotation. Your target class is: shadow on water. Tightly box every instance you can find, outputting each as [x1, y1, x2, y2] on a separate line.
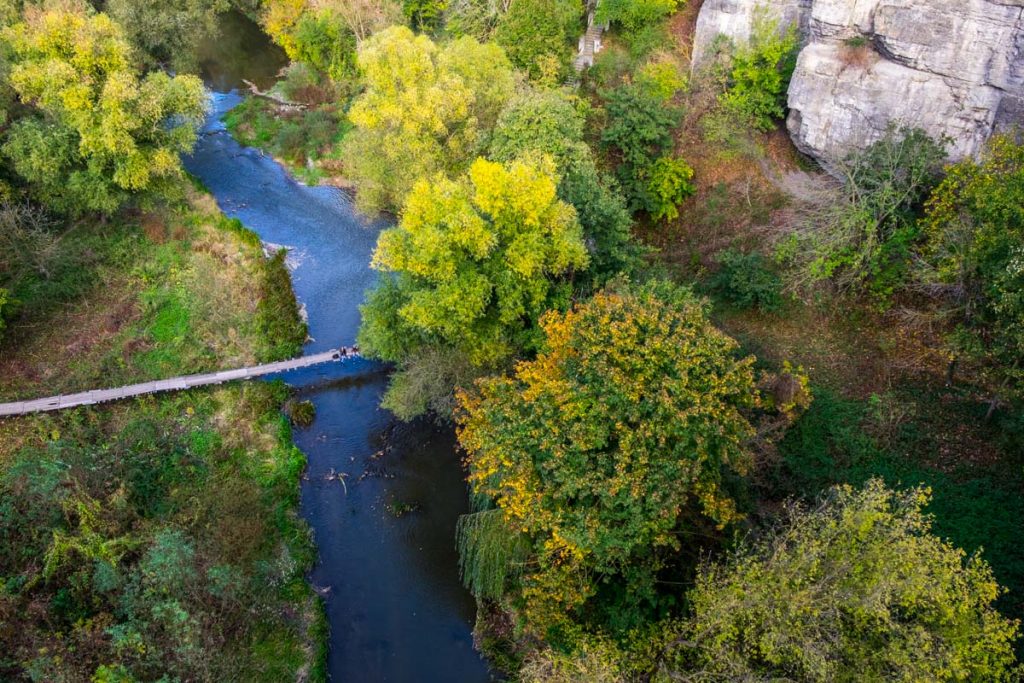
[198, 10, 288, 92]
[185, 17, 490, 681]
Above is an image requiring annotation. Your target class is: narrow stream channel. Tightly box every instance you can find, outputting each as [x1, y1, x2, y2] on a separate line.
[187, 15, 490, 682]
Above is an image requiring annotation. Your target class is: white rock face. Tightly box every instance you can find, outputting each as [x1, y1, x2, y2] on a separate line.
[692, 0, 810, 69]
[691, 0, 1024, 171]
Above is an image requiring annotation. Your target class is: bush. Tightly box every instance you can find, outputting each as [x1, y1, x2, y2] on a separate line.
[445, 0, 503, 40]
[780, 126, 947, 299]
[635, 54, 686, 102]
[256, 249, 307, 362]
[645, 155, 695, 222]
[719, 15, 799, 132]
[596, 0, 679, 35]
[286, 399, 316, 427]
[709, 249, 783, 312]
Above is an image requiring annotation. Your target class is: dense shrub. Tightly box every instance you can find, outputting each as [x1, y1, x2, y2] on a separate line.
[495, 0, 580, 81]
[0, 385, 316, 681]
[719, 15, 799, 132]
[645, 155, 695, 222]
[256, 249, 307, 362]
[709, 248, 783, 312]
[445, 0, 504, 40]
[779, 126, 947, 299]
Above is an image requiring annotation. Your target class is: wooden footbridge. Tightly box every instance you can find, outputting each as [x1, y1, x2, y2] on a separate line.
[0, 347, 359, 418]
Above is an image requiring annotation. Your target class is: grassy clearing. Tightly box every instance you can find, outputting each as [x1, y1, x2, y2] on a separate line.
[0, 188, 306, 401]
[772, 387, 1024, 619]
[0, 186, 319, 680]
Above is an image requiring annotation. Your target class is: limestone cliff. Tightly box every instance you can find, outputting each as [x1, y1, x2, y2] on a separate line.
[691, 0, 1024, 172]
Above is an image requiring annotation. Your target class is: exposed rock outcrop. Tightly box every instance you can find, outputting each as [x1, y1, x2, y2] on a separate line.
[692, 0, 811, 69]
[691, 0, 1024, 172]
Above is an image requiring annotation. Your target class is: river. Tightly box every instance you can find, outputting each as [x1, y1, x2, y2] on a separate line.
[188, 14, 490, 682]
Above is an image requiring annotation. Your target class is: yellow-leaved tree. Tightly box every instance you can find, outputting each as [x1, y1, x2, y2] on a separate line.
[456, 281, 763, 635]
[358, 156, 589, 419]
[3, 10, 206, 214]
[343, 25, 514, 213]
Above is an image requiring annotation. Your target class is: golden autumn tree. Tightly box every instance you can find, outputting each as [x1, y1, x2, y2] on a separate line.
[456, 281, 760, 635]
[358, 156, 588, 418]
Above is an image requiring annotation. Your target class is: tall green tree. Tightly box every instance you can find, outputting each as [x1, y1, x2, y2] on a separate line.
[489, 88, 640, 282]
[600, 82, 682, 214]
[359, 156, 588, 418]
[290, 8, 357, 81]
[343, 25, 514, 213]
[457, 281, 760, 635]
[669, 479, 1021, 681]
[494, 0, 579, 82]
[3, 10, 206, 215]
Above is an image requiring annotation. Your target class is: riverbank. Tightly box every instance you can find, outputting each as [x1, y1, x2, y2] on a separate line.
[0, 185, 324, 680]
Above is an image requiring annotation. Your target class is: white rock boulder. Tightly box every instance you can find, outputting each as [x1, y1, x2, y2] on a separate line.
[690, 0, 1024, 171]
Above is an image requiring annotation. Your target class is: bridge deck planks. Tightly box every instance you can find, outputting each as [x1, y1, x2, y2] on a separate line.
[0, 347, 358, 418]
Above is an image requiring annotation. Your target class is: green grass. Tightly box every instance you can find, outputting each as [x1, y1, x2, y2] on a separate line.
[0, 196, 307, 401]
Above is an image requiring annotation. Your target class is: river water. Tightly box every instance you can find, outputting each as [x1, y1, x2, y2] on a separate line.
[188, 16, 490, 682]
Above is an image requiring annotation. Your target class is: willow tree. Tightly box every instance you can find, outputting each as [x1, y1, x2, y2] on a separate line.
[3, 10, 206, 215]
[343, 26, 514, 213]
[358, 156, 588, 418]
[457, 281, 760, 634]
